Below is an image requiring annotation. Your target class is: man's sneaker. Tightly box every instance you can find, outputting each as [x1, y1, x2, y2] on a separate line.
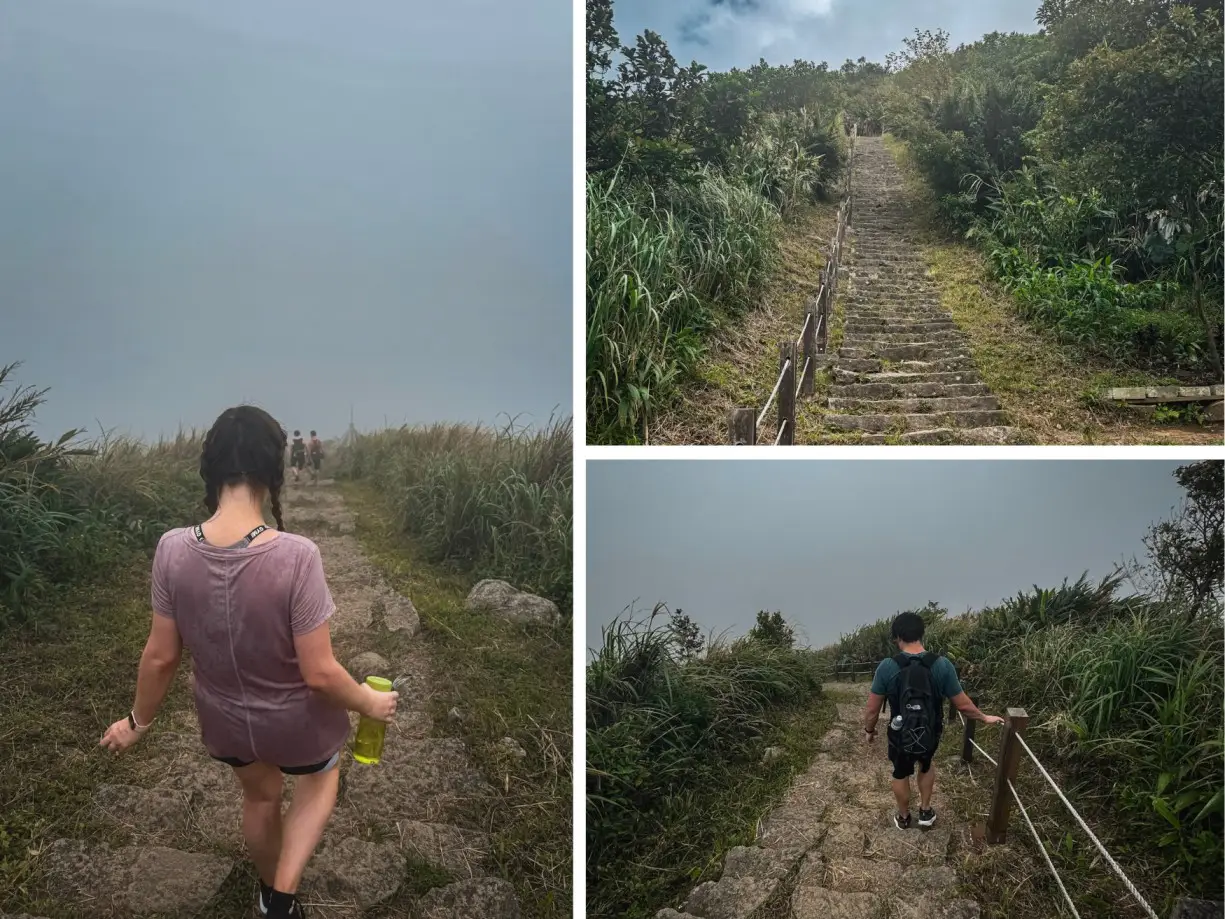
[259, 882, 272, 915]
[894, 811, 912, 830]
[918, 807, 937, 827]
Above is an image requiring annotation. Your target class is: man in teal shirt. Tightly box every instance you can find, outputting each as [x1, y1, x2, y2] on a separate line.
[861, 612, 1003, 830]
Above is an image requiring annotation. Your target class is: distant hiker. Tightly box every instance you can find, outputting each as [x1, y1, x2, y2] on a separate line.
[289, 430, 306, 484]
[860, 612, 1003, 830]
[100, 405, 398, 919]
[308, 430, 323, 483]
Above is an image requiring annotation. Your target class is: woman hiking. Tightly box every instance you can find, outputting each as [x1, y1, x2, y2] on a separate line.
[99, 405, 398, 919]
[289, 430, 307, 484]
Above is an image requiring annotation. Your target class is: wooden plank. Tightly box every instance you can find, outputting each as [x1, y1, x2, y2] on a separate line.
[1107, 385, 1225, 404]
[986, 707, 1029, 844]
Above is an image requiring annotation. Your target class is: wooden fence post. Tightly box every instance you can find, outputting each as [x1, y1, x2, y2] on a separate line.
[801, 308, 817, 396]
[777, 342, 796, 445]
[818, 284, 830, 353]
[729, 407, 757, 445]
[961, 715, 976, 764]
[986, 708, 1030, 844]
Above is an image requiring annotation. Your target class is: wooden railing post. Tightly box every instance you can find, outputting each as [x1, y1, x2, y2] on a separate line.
[729, 408, 757, 445]
[777, 342, 796, 445]
[961, 714, 976, 764]
[801, 308, 817, 396]
[818, 284, 830, 354]
[986, 708, 1029, 844]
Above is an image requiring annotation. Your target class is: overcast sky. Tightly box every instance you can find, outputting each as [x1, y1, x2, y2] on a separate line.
[2, 0, 570, 441]
[608, 0, 1041, 73]
[587, 460, 1193, 650]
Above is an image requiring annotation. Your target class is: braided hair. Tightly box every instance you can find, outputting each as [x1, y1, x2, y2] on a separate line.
[199, 406, 288, 532]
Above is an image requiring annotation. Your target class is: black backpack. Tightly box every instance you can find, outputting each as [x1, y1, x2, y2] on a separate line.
[889, 652, 943, 757]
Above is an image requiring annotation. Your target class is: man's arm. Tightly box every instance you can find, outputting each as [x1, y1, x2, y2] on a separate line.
[949, 691, 1003, 724]
[862, 691, 886, 734]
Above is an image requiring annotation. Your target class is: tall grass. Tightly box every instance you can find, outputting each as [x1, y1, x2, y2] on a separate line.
[587, 606, 824, 918]
[0, 364, 201, 626]
[822, 577, 1224, 901]
[586, 170, 781, 442]
[334, 417, 572, 610]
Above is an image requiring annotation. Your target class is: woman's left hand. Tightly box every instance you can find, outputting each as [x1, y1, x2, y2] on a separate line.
[100, 717, 145, 753]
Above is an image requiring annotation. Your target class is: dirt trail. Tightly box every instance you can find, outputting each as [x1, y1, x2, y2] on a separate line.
[816, 136, 1017, 445]
[656, 683, 980, 919]
[26, 481, 519, 919]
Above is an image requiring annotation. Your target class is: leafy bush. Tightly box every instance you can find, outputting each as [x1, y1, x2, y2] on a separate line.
[334, 417, 572, 610]
[587, 606, 823, 917]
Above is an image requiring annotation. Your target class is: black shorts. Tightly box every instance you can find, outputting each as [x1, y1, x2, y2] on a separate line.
[888, 737, 940, 780]
[212, 749, 340, 775]
[291, 454, 306, 469]
[311, 454, 322, 470]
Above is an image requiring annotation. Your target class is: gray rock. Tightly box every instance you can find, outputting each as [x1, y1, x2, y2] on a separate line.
[864, 825, 950, 866]
[93, 784, 188, 837]
[497, 737, 528, 761]
[683, 874, 780, 919]
[417, 877, 521, 919]
[399, 820, 492, 878]
[791, 886, 882, 919]
[465, 579, 559, 624]
[761, 746, 785, 765]
[721, 845, 800, 881]
[655, 912, 703, 919]
[348, 651, 391, 681]
[124, 847, 234, 914]
[893, 897, 982, 919]
[0, 913, 52, 918]
[759, 803, 831, 851]
[1170, 899, 1225, 919]
[448, 706, 467, 725]
[302, 837, 403, 906]
[1206, 401, 1224, 423]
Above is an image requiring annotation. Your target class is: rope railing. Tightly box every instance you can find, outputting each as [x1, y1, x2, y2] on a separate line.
[728, 122, 856, 445]
[952, 707, 1159, 919]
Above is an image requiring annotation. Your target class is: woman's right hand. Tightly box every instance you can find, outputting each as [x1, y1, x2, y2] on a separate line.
[359, 684, 399, 722]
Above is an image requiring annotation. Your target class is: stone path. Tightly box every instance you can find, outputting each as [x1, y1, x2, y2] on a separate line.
[23, 481, 520, 919]
[655, 683, 980, 919]
[817, 135, 1018, 445]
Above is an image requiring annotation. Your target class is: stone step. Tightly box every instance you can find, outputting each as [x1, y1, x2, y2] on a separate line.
[42, 839, 233, 915]
[843, 320, 957, 333]
[854, 426, 1020, 445]
[834, 356, 979, 374]
[302, 837, 405, 908]
[827, 395, 1000, 414]
[822, 410, 1010, 434]
[841, 330, 967, 345]
[840, 344, 971, 363]
[417, 877, 522, 919]
[833, 369, 984, 386]
[830, 382, 990, 400]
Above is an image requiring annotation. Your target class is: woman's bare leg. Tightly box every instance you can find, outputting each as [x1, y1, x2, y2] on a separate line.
[273, 766, 339, 893]
[231, 762, 284, 886]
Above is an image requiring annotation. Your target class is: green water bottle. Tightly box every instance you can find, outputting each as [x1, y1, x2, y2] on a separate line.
[352, 676, 393, 764]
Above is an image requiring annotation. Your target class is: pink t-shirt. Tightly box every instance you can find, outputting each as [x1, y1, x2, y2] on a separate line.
[151, 527, 350, 767]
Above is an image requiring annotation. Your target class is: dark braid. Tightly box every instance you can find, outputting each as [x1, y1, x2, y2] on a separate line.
[199, 406, 290, 532]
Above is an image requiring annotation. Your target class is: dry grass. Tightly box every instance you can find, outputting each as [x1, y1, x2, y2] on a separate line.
[649, 202, 838, 445]
[881, 135, 1223, 446]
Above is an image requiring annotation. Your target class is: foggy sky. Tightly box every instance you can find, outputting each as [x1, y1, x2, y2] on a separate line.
[1, 0, 571, 441]
[609, 0, 1041, 73]
[587, 460, 1192, 650]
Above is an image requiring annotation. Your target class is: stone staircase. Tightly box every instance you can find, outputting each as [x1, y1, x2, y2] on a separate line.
[16, 481, 520, 919]
[655, 685, 980, 919]
[818, 135, 1018, 445]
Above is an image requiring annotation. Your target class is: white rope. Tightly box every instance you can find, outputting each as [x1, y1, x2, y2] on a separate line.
[1008, 779, 1083, 919]
[773, 419, 788, 446]
[1013, 734, 1160, 919]
[795, 357, 811, 400]
[957, 711, 999, 765]
[756, 359, 789, 429]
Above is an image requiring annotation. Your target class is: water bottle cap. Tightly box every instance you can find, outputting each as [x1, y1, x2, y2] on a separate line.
[365, 676, 393, 692]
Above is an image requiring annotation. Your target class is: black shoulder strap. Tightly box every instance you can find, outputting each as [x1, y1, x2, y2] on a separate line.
[919, 651, 938, 668]
[193, 525, 205, 542]
[892, 653, 909, 668]
[242, 525, 269, 546]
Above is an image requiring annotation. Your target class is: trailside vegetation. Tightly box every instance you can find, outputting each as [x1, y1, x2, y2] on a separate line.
[822, 461, 1224, 911]
[586, 604, 826, 918]
[586, 0, 852, 442]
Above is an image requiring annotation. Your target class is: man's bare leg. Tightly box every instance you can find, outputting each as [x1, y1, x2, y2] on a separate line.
[917, 761, 937, 809]
[891, 776, 911, 817]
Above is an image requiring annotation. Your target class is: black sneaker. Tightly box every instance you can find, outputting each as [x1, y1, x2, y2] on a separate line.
[918, 807, 937, 827]
[894, 811, 912, 829]
[266, 890, 307, 919]
[259, 882, 272, 915]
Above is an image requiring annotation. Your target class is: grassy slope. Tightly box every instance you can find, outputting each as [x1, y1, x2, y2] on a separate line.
[339, 482, 572, 919]
[881, 134, 1222, 446]
[650, 201, 837, 445]
[593, 695, 836, 919]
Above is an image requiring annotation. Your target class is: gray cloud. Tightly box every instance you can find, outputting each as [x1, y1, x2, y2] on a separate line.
[613, 0, 1041, 71]
[2, 0, 571, 440]
[587, 460, 1190, 650]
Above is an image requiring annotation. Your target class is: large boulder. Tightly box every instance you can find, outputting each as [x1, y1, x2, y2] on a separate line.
[465, 580, 558, 624]
[417, 877, 521, 919]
